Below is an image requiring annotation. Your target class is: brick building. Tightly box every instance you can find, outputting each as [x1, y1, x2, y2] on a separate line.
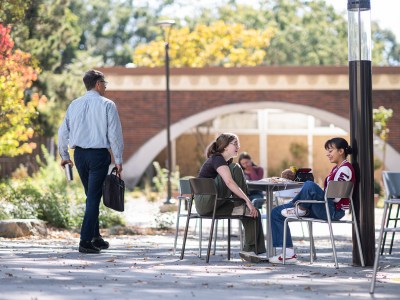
[100, 66, 400, 188]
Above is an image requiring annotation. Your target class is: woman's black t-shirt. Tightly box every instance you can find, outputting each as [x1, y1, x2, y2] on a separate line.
[198, 154, 232, 179]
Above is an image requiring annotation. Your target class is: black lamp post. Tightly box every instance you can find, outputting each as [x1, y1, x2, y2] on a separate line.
[347, 0, 374, 266]
[156, 19, 175, 205]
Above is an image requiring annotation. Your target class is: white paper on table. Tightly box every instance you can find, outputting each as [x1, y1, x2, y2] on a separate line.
[256, 177, 295, 183]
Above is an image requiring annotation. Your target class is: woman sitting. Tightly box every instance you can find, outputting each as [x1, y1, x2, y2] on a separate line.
[238, 152, 265, 209]
[196, 133, 266, 263]
[269, 137, 355, 264]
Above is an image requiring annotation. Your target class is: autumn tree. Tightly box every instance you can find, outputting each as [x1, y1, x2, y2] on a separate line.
[133, 21, 274, 67]
[0, 24, 46, 156]
[178, 0, 400, 66]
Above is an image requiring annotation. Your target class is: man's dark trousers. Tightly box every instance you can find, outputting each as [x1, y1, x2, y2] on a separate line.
[74, 147, 111, 241]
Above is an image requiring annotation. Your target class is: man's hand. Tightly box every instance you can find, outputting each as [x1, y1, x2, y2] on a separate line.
[61, 159, 74, 168]
[115, 164, 123, 174]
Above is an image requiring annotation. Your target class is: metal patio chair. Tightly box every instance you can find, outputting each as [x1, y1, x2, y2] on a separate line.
[282, 181, 365, 268]
[370, 172, 400, 294]
[173, 177, 199, 255]
[180, 178, 258, 263]
[379, 172, 400, 255]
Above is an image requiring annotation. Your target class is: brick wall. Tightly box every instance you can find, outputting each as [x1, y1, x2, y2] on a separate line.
[109, 89, 400, 163]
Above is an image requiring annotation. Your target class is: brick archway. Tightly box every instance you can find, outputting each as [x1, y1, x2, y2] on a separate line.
[101, 66, 400, 187]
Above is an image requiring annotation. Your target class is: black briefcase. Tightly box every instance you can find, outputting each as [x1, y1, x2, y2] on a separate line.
[103, 167, 125, 212]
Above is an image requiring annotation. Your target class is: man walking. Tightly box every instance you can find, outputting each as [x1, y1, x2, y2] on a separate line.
[58, 69, 124, 253]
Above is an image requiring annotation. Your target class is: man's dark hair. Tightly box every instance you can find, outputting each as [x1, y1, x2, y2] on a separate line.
[83, 69, 104, 91]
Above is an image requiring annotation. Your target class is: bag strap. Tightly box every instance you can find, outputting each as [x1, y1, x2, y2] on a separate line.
[110, 167, 121, 178]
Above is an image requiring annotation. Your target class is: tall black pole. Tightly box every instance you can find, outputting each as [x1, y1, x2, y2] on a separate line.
[156, 20, 175, 205]
[165, 41, 173, 204]
[347, 0, 375, 266]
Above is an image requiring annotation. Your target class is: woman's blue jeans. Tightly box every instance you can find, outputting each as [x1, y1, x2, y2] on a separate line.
[271, 181, 345, 248]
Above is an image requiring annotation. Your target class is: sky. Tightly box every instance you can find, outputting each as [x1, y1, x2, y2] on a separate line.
[325, 0, 400, 40]
[157, 0, 400, 41]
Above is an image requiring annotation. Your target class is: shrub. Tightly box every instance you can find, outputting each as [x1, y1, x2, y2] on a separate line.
[153, 212, 174, 230]
[0, 145, 125, 229]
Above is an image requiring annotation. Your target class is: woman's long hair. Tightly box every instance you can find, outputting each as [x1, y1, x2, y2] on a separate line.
[206, 133, 238, 158]
[238, 152, 257, 169]
[324, 137, 353, 157]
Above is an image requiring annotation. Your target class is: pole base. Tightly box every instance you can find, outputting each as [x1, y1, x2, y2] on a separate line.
[163, 198, 176, 205]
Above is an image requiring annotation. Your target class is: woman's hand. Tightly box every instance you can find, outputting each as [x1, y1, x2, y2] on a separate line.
[246, 201, 258, 218]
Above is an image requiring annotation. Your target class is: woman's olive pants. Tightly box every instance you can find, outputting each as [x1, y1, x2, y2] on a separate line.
[194, 163, 266, 254]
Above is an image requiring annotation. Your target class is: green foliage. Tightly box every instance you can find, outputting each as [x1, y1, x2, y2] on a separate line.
[268, 158, 292, 178]
[0, 0, 32, 24]
[4, 0, 171, 137]
[374, 157, 383, 171]
[153, 212, 174, 230]
[372, 22, 400, 65]
[6, 0, 83, 137]
[152, 161, 168, 195]
[373, 106, 393, 171]
[267, 142, 308, 176]
[168, 0, 400, 66]
[0, 146, 124, 229]
[70, 0, 162, 66]
[0, 181, 40, 219]
[11, 0, 81, 72]
[374, 179, 382, 196]
[152, 161, 180, 197]
[289, 142, 308, 166]
[373, 106, 393, 142]
[3, 0, 400, 155]
[99, 203, 125, 229]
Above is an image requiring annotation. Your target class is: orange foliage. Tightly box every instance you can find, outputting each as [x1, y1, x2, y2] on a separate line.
[0, 23, 47, 157]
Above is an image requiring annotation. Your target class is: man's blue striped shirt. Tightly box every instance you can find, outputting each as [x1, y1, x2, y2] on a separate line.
[58, 90, 124, 164]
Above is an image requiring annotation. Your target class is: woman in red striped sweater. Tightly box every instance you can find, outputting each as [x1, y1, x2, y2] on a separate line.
[270, 137, 355, 264]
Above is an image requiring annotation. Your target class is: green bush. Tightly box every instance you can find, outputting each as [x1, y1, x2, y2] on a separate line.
[374, 179, 382, 196]
[152, 161, 180, 199]
[0, 180, 40, 219]
[0, 146, 125, 229]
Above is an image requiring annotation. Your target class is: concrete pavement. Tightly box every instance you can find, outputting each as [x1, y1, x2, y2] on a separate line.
[0, 202, 399, 300]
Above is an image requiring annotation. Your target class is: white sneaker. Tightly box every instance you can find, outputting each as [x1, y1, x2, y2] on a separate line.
[281, 207, 308, 218]
[269, 254, 298, 264]
[239, 251, 267, 263]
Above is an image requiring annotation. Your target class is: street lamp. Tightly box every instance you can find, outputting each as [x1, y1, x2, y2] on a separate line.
[156, 19, 175, 205]
[347, 0, 374, 266]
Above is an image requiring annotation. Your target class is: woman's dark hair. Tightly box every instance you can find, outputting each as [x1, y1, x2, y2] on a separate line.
[238, 152, 256, 169]
[83, 69, 105, 91]
[324, 137, 353, 157]
[206, 133, 238, 158]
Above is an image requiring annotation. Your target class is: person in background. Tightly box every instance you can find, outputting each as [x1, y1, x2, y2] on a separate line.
[58, 69, 124, 254]
[269, 137, 355, 264]
[238, 152, 264, 209]
[196, 133, 266, 263]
